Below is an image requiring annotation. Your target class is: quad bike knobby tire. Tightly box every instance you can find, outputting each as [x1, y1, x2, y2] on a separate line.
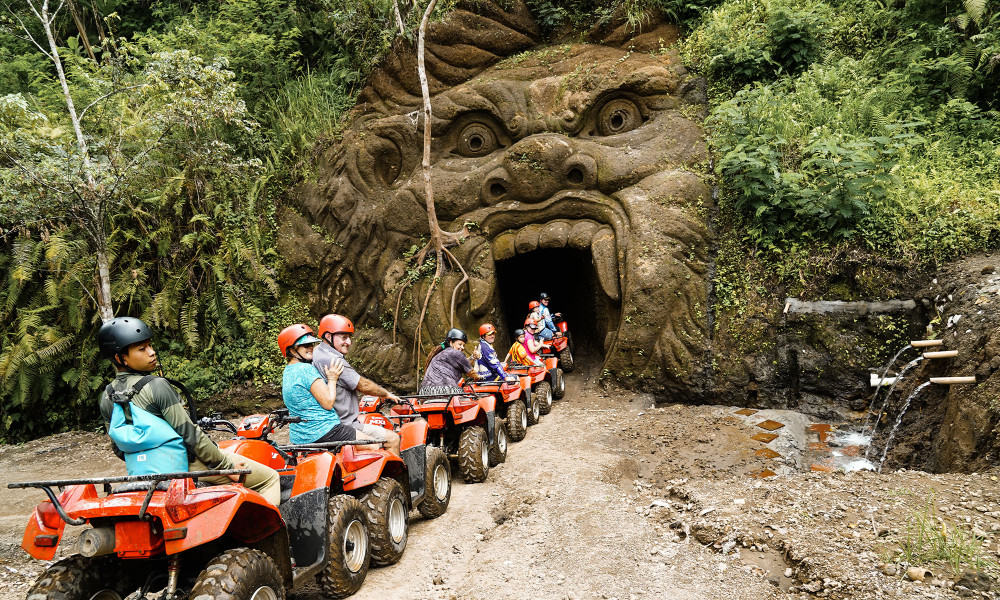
[506, 399, 528, 442]
[535, 381, 554, 415]
[458, 425, 490, 483]
[360, 477, 408, 567]
[190, 548, 284, 600]
[526, 387, 540, 426]
[418, 446, 452, 518]
[552, 367, 566, 400]
[319, 494, 370, 598]
[559, 346, 575, 372]
[27, 554, 140, 600]
[489, 417, 507, 467]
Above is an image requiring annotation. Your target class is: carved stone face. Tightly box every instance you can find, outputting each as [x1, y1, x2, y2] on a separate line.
[291, 6, 713, 393]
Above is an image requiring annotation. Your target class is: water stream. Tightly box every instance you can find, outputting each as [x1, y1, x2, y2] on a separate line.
[861, 344, 912, 434]
[863, 356, 924, 447]
[876, 381, 932, 472]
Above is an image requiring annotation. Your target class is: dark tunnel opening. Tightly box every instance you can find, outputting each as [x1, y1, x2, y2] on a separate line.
[493, 247, 617, 363]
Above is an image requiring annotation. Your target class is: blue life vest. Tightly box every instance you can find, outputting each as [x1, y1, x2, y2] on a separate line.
[106, 376, 188, 476]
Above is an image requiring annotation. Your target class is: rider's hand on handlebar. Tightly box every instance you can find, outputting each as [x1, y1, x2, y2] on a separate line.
[385, 393, 402, 405]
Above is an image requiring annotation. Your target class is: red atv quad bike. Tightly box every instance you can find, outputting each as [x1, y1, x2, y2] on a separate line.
[550, 316, 575, 372]
[506, 359, 561, 417]
[10, 413, 377, 600]
[355, 397, 453, 519]
[537, 342, 567, 403]
[384, 390, 502, 484]
[212, 409, 425, 569]
[462, 376, 534, 447]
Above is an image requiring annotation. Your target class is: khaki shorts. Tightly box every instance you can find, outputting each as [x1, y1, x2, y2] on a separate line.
[356, 421, 392, 442]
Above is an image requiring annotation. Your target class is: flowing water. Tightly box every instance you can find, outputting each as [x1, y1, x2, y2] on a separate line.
[863, 356, 924, 448]
[861, 344, 912, 433]
[876, 381, 932, 472]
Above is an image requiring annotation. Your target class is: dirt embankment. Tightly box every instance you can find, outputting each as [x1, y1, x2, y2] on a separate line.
[1, 360, 997, 599]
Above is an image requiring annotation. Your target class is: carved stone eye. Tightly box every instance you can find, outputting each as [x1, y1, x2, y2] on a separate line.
[456, 122, 500, 157]
[367, 137, 403, 186]
[597, 98, 643, 136]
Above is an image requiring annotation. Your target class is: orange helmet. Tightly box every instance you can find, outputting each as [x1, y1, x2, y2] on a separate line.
[479, 323, 496, 336]
[528, 301, 540, 310]
[319, 314, 354, 341]
[524, 316, 539, 328]
[278, 324, 320, 357]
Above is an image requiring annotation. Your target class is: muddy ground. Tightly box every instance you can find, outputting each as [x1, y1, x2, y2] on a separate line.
[1, 360, 998, 599]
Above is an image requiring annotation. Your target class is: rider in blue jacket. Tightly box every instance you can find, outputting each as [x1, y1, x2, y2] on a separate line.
[476, 323, 509, 381]
[538, 292, 560, 338]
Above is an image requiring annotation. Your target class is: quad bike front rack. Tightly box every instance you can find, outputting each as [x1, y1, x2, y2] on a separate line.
[7, 469, 252, 525]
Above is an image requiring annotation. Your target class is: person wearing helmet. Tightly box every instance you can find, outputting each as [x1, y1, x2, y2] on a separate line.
[537, 294, 560, 340]
[503, 327, 543, 367]
[97, 317, 280, 506]
[527, 300, 554, 341]
[522, 317, 546, 363]
[279, 323, 358, 445]
[420, 328, 482, 392]
[313, 314, 401, 455]
[475, 323, 510, 381]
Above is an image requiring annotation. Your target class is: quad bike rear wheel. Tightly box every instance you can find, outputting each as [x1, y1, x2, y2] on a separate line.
[552, 368, 566, 400]
[418, 446, 451, 518]
[190, 548, 284, 600]
[360, 477, 408, 567]
[458, 425, 490, 483]
[535, 381, 554, 415]
[526, 388, 540, 426]
[489, 418, 507, 467]
[506, 399, 528, 442]
[558, 347, 575, 372]
[26, 554, 141, 600]
[319, 494, 370, 598]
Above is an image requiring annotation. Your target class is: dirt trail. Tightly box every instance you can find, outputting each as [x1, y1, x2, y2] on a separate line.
[2, 362, 997, 599]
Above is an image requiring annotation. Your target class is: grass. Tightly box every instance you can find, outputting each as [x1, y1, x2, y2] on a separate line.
[897, 493, 999, 575]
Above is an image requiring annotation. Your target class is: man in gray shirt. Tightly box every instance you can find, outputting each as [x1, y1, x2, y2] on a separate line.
[314, 314, 401, 455]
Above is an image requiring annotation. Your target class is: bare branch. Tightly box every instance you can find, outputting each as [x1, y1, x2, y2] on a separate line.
[78, 84, 144, 120]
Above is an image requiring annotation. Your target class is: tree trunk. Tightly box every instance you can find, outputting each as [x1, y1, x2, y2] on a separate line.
[95, 249, 114, 322]
[417, 0, 441, 254]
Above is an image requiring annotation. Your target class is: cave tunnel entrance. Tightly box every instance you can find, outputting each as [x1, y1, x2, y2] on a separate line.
[493, 247, 617, 363]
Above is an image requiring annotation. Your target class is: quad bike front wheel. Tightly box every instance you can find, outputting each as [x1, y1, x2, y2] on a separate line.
[552, 367, 566, 400]
[506, 399, 528, 442]
[526, 388, 540, 426]
[190, 548, 284, 600]
[559, 347, 575, 372]
[26, 554, 141, 600]
[535, 381, 554, 415]
[489, 417, 508, 467]
[458, 425, 490, 483]
[319, 494, 370, 598]
[360, 477, 409, 567]
[418, 446, 452, 518]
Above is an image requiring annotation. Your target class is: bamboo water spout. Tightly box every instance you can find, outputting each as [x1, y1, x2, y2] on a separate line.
[923, 350, 958, 359]
[911, 340, 944, 348]
[929, 376, 977, 384]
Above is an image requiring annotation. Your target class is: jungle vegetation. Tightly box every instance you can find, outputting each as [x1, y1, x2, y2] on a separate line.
[1, 0, 997, 441]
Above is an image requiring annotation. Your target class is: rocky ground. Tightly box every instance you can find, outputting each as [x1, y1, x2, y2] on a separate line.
[1, 360, 997, 599]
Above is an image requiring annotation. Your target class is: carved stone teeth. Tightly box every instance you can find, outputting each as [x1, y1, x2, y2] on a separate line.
[490, 219, 620, 300]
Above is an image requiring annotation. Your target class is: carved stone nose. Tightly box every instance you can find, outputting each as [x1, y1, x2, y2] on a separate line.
[480, 135, 597, 205]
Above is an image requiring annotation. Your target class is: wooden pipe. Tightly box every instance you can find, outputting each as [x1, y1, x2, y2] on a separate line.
[929, 376, 976, 384]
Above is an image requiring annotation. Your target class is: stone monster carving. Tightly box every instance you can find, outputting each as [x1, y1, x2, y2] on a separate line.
[289, 1, 713, 394]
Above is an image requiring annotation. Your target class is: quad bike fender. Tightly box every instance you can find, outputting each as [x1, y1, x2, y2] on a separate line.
[452, 403, 482, 426]
[341, 446, 405, 492]
[219, 438, 288, 470]
[21, 499, 67, 560]
[544, 356, 559, 372]
[399, 419, 429, 452]
[163, 479, 283, 554]
[291, 451, 337, 497]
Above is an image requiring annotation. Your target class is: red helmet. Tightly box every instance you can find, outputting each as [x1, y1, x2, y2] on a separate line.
[319, 314, 355, 341]
[524, 316, 539, 327]
[278, 324, 319, 357]
[528, 301, 540, 310]
[479, 323, 496, 336]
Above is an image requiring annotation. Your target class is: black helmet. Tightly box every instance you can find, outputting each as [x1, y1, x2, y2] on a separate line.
[445, 328, 468, 343]
[539, 292, 550, 300]
[514, 328, 525, 337]
[98, 317, 153, 359]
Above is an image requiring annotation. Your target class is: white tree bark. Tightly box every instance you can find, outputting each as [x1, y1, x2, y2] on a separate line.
[417, 0, 441, 255]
